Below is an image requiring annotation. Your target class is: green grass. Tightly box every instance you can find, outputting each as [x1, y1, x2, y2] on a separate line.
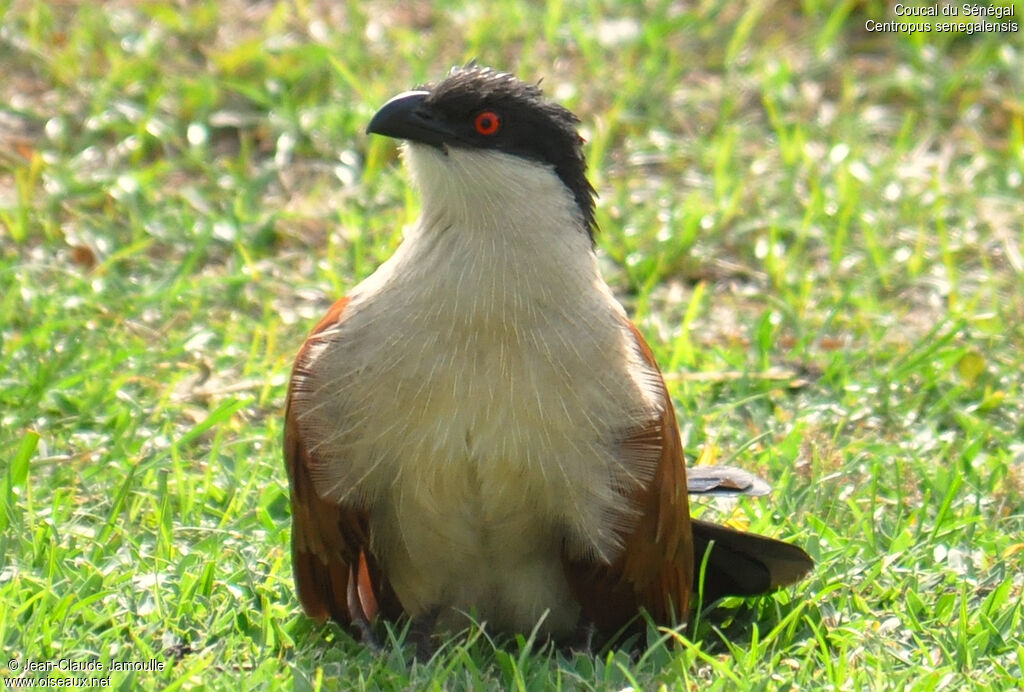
[2, 0, 1022, 689]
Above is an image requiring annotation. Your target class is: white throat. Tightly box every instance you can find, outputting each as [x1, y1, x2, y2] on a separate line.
[405, 143, 589, 242]
[350, 143, 604, 330]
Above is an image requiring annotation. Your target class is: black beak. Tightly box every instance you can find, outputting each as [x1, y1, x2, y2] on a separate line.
[366, 90, 452, 148]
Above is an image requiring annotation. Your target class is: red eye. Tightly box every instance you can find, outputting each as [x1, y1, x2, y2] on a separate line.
[474, 111, 501, 136]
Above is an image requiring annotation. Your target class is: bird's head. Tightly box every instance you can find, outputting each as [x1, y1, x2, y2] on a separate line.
[367, 65, 596, 241]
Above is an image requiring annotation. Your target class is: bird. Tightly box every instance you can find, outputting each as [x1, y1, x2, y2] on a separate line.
[284, 65, 813, 651]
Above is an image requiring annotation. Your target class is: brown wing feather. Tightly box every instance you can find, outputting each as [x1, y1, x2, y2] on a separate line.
[284, 297, 401, 626]
[564, 322, 694, 638]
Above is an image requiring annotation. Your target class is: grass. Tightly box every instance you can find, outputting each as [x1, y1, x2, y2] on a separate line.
[2, 0, 1022, 688]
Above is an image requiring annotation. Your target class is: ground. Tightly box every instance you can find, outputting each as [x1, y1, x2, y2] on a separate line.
[1, 0, 1022, 689]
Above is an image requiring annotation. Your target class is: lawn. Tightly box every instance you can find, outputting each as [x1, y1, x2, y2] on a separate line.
[2, 0, 1022, 689]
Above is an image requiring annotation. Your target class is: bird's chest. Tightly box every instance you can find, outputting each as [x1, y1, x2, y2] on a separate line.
[294, 236, 661, 632]
[321, 296, 624, 517]
[304, 305, 621, 631]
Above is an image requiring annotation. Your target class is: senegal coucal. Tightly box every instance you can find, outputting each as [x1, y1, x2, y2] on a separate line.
[284, 65, 812, 649]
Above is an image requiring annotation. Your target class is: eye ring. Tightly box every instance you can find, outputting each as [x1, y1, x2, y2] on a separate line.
[474, 111, 501, 136]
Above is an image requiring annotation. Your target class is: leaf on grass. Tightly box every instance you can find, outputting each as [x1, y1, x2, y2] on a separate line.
[9, 429, 38, 487]
[977, 387, 1005, 412]
[956, 351, 986, 386]
[695, 441, 718, 467]
[173, 397, 248, 450]
[1, 430, 38, 532]
[70, 244, 98, 269]
[1002, 543, 1024, 559]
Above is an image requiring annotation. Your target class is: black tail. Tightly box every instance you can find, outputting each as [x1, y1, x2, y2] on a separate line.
[691, 519, 814, 603]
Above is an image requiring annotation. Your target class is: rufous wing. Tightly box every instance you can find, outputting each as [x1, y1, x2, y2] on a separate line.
[284, 297, 401, 627]
[563, 322, 814, 641]
[563, 322, 695, 639]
